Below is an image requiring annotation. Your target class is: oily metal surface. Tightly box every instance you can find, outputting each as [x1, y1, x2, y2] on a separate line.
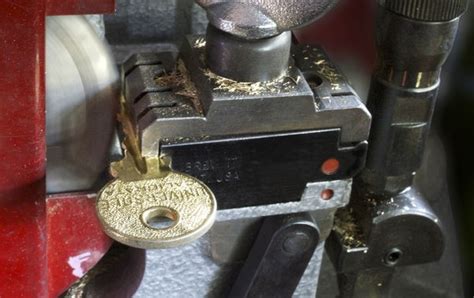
[97, 172, 216, 249]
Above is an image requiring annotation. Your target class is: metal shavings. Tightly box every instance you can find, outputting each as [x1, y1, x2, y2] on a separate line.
[160, 135, 211, 145]
[203, 69, 299, 95]
[366, 196, 378, 207]
[313, 59, 344, 91]
[194, 37, 206, 49]
[155, 59, 203, 114]
[333, 208, 366, 249]
[287, 75, 301, 85]
[302, 46, 345, 91]
[194, 39, 298, 94]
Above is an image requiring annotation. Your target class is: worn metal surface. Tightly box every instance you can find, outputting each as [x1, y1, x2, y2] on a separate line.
[124, 41, 371, 157]
[327, 187, 444, 276]
[196, 0, 340, 39]
[134, 179, 351, 297]
[362, 188, 444, 268]
[46, 16, 119, 193]
[206, 25, 291, 81]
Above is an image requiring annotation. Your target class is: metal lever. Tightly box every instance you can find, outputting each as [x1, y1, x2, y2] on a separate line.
[229, 213, 320, 298]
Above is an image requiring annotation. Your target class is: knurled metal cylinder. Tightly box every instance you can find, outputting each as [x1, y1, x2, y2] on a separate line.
[375, 9, 461, 89]
[205, 25, 291, 82]
[380, 0, 467, 22]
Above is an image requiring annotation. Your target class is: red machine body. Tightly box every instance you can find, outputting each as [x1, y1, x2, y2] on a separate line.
[0, 1, 114, 297]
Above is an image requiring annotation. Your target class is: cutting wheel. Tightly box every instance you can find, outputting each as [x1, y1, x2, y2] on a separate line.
[46, 16, 119, 193]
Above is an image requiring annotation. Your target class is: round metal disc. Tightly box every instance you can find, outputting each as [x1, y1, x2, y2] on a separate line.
[96, 172, 217, 249]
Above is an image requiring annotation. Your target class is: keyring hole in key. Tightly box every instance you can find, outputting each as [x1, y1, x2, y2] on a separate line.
[142, 207, 179, 230]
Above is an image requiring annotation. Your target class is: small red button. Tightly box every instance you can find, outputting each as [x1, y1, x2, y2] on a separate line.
[321, 158, 340, 175]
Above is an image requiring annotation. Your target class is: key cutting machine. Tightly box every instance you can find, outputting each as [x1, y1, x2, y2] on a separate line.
[0, 0, 468, 297]
[112, 0, 371, 296]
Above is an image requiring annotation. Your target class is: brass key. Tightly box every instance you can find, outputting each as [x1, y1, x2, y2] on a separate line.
[96, 91, 216, 249]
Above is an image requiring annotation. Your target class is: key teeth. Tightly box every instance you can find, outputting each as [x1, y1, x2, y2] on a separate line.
[110, 151, 144, 180]
[110, 151, 172, 181]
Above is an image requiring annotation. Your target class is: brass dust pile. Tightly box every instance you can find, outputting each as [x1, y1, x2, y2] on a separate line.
[155, 59, 203, 113]
[204, 69, 299, 95]
[333, 208, 366, 248]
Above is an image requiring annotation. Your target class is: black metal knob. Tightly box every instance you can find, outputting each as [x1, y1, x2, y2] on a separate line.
[380, 0, 468, 21]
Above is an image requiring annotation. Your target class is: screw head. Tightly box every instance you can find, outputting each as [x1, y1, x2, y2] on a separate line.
[283, 232, 312, 255]
[321, 189, 334, 200]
